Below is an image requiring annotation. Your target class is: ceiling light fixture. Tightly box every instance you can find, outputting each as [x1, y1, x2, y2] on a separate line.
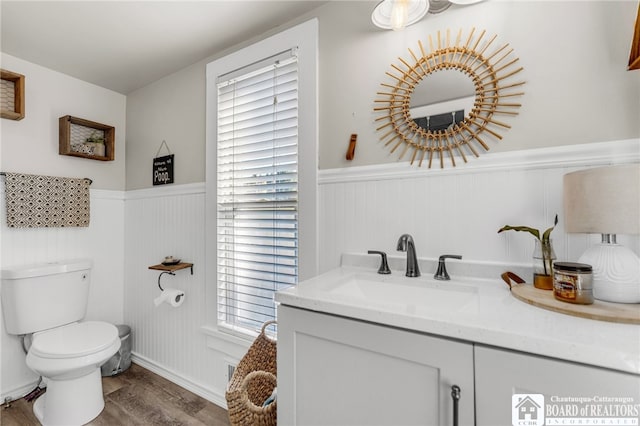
[371, 0, 430, 31]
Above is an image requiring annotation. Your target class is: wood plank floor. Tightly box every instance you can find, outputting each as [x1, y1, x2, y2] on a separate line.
[0, 363, 231, 426]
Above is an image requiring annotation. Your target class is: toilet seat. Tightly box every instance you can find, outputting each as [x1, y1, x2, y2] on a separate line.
[31, 321, 118, 359]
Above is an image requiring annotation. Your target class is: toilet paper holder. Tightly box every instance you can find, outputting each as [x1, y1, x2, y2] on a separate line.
[157, 271, 172, 291]
[148, 261, 194, 291]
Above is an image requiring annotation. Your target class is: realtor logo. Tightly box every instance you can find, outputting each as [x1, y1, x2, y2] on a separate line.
[512, 394, 545, 426]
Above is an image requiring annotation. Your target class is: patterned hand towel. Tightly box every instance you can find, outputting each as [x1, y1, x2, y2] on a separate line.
[4, 172, 90, 228]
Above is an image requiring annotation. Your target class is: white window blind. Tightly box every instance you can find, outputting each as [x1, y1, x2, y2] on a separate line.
[216, 52, 298, 335]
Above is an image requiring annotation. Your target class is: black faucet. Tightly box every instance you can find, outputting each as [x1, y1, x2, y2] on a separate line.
[397, 234, 420, 277]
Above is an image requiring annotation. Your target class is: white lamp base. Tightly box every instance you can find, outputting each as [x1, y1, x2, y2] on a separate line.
[578, 243, 640, 303]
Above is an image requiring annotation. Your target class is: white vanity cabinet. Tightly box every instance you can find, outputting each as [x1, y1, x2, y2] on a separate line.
[474, 345, 640, 426]
[276, 264, 640, 425]
[278, 305, 475, 426]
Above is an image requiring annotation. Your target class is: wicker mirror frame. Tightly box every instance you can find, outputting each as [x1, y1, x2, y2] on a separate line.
[374, 28, 525, 168]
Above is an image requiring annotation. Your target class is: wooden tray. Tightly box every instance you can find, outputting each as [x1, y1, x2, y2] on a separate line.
[511, 284, 640, 324]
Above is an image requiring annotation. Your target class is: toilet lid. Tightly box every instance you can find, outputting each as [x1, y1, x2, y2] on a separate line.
[30, 321, 118, 359]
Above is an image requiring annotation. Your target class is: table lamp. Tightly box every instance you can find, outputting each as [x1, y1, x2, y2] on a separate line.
[563, 164, 640, 303]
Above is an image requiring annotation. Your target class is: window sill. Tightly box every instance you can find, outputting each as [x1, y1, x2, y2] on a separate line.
[201, 325, 252, 359]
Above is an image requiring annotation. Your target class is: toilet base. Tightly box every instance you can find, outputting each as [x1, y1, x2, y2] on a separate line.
[33, 368, 105, 426]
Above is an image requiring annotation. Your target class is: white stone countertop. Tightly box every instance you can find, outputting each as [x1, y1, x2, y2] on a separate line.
[276, 254, 640, 375]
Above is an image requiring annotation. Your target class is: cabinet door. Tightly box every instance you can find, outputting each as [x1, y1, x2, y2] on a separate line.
[475, 344, 640, 426]
[278, 305, 474, 426]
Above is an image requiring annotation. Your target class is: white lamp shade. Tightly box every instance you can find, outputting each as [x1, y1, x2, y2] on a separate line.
[563, 164, 640, 235]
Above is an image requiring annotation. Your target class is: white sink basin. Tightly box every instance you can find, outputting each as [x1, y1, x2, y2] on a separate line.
[280, 271, 479, 317]
[328, 273, 477, 312]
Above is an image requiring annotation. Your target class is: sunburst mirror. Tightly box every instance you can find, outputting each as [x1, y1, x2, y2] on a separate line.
[374, 28, 525, 168]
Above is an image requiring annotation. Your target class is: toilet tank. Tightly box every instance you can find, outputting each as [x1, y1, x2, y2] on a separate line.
[1, 259, 92, 335]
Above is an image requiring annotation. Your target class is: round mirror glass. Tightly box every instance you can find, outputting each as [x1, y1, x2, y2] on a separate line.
[409, 69, 476, 132]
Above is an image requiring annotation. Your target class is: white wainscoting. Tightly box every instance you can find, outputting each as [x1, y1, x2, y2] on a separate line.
[124, 183, 277, 408]
[318, 139, 640, 274]
[123, 183, 230, 407]
[0, 188, 125, 400]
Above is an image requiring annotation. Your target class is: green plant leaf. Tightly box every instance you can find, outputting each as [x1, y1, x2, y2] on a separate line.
[497, 225, 540, 240]
[541, 214, 559, 242]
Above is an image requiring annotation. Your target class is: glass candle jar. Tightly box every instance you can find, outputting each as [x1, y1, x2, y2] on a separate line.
[553, 262, 594, 304]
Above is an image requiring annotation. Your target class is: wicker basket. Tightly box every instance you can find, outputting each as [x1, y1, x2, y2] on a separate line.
[226, 321, 277, 426]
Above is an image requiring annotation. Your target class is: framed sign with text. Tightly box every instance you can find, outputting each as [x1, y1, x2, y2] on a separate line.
[153, 154, 174, 185]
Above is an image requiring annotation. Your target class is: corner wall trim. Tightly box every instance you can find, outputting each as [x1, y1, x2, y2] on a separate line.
[319, 139, 640, 185]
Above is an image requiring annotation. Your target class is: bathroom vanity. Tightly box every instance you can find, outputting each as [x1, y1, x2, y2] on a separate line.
[275, 257, 640, 426]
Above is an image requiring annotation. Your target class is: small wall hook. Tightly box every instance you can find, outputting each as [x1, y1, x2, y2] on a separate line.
[346, 134, 357, 161]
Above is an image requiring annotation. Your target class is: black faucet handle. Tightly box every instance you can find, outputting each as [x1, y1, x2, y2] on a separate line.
[439, 254, 463, 261]
[434, 254, 462, 281]
[368, 250, 391, 274]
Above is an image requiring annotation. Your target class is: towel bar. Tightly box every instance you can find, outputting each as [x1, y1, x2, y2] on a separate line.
[0, 172, 93, 185]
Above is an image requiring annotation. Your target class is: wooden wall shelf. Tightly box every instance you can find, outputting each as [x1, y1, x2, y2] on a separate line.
[149, 262, 194, 274]
[1, 69, 25, 121]
[59, 115, 115, 161]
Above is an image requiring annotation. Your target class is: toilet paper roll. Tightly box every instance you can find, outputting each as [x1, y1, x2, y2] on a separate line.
[154, 288, 185, 308]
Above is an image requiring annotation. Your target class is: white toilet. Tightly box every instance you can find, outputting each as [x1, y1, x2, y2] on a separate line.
[1, 259, 121, 426]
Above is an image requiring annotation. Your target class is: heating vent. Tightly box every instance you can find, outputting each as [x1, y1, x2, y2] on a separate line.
[227, 363, 237, 383]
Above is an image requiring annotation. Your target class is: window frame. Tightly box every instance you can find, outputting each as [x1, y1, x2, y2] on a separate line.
[205, 19, 318, 339]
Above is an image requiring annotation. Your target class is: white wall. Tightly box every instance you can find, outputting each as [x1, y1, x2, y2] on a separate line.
[0, 53, 127, 190]
[0, 54, 126, 399]
[317, 0, 639, 169]
[125, 1, 640, 189]
[125, 63, 206, 190]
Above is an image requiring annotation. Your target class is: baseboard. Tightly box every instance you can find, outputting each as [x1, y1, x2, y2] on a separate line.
[130, 352, 227, 410]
